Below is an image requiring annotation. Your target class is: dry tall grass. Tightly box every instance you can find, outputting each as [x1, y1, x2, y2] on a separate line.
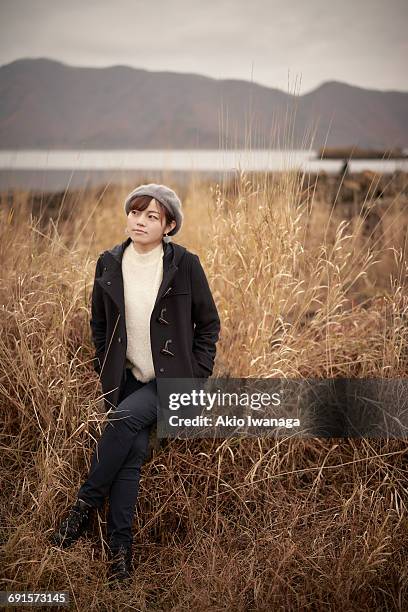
[1, 167, 407, 610]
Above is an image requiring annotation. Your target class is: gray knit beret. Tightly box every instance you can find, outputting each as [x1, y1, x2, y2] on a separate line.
[124, 183, 183, 236]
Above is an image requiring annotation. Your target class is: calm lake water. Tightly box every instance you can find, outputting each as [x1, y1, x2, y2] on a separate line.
[1, 149, 407, 191]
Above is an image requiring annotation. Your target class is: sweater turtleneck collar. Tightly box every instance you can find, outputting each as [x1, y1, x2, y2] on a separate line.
[126, 239, 163, 266]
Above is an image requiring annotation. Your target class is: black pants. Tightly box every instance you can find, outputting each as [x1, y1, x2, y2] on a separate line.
[77, 368, 158, 547]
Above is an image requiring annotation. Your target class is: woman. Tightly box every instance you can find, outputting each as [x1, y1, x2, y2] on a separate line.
[51, 183, 221, 583]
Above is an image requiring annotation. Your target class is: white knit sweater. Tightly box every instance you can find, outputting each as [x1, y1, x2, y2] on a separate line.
[122, 240, 164, 382]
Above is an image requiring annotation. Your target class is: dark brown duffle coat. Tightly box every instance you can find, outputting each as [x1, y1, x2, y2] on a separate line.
[90, 236, 221, 412]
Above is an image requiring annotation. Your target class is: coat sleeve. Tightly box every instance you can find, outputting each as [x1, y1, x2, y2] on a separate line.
[90, 253, 107, 375]
[190, 253, 221, 376]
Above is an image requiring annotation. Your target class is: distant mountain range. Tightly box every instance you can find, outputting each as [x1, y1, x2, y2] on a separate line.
[0, 58, 407, 150]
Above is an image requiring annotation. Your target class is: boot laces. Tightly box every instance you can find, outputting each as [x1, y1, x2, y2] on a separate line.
[62, 505, 89, 533]
[110, 545, 131, 576]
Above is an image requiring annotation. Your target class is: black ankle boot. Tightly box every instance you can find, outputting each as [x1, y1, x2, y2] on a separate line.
[51, 499, 93, 548]
[107, 543, 133, 585]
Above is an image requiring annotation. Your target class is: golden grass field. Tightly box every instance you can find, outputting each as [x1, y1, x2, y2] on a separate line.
[1, 167, 407, 610]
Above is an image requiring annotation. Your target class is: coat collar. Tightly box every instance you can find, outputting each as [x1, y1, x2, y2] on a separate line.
[97, 237, 187, 316]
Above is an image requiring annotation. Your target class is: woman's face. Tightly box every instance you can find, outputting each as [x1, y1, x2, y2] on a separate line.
[127, 198, 176, 246]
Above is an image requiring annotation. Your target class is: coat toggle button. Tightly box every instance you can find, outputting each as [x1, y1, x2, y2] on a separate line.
[157, 307, 170, 325]
[160, 339, 174, 356]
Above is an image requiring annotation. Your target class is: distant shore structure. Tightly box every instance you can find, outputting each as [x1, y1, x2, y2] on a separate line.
[317, 147, 408, 160]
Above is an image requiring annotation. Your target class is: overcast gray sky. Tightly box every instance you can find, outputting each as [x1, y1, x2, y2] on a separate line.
[0, 0, 407, 93]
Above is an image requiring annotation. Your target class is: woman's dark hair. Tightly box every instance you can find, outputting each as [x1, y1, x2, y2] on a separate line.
[128, 195, 175, 228]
